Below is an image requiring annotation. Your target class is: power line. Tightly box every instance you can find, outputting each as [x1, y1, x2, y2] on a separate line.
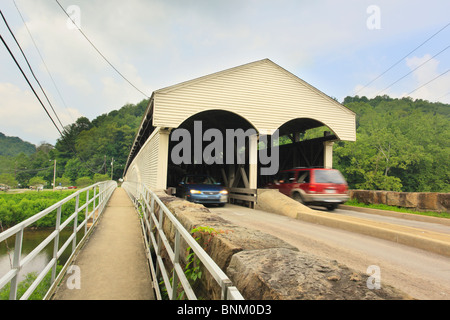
[13, 0, 75, 124]
[0, 33, 63, 136]
[1, 12, 107, 175]
[377, 45, 450, 96]
[0, 166, 54, 174]
[0, 10, 65, 131]
[407, 69, 449, 96]
[356, 22, 450, 95]
[437, 91, 450, 100]
[55, 0, 150, 98]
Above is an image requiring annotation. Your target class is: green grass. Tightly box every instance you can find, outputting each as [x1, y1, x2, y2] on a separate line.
[0, 189, 94, 229]
[0, 265, 63, 300]
[344, 199, 450, 219]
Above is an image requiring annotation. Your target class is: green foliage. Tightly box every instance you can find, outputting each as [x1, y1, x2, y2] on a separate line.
[0, 265, 63, 300]
[0, 173, 18, 188]
[93, 173, 110, 182]
[160, 226, 227, 300]
[336, 96, 449, 192]
[0, 132, 36, 157]
[0, 190, 91, 228]
[0, 99, 148, 188]
[75, 176, 93, 187]
[29, 176, 47, 187]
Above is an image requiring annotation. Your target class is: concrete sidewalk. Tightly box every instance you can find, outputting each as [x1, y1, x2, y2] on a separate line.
[53, 188, 155, 300]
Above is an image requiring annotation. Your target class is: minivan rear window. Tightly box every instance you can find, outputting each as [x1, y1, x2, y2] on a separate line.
[314, 170, 346, 184]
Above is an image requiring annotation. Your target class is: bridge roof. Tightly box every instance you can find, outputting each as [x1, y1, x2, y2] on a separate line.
[151, 58, 355, 137]
[124, 59, 356, 175]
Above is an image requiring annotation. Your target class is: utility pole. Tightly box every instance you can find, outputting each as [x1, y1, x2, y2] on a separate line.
[111, 157, 114, 180]
[53, 159, 56, 191]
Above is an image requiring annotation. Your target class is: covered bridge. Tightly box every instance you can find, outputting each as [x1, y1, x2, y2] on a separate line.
[123, 59, 356, 196]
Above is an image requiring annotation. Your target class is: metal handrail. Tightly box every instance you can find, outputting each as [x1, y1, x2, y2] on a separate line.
[122, 181, 244, 300]
[0, 181, 117, 300]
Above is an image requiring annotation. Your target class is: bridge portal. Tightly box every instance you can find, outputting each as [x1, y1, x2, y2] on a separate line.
[123, 59, 356, 196]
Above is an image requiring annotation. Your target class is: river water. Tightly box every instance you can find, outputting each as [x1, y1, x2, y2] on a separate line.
[0, 228, 85, 283]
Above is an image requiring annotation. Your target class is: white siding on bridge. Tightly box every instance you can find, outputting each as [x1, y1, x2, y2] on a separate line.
[152, 59, 356, 141]
[130, 128, 160, 189]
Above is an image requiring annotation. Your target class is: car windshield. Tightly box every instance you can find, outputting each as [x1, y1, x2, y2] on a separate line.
[185, 175, 217, 185]
[314, 170, 346, 184]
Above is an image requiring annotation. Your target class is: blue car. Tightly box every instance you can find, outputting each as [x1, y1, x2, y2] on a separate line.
[176, 174, 228, 206]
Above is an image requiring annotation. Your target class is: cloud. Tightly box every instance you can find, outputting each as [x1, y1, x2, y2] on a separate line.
[404, 54, 450, 101]
[0, 82, 74, 145]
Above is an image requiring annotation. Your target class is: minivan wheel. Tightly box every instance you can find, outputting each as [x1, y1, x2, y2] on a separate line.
[293, 193, 304, 204]
[326, 204, 338, 211]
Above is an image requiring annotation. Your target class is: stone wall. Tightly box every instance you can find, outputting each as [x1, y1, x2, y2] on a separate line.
[349, 190, 450, 213]
[155, 190, 410, 300]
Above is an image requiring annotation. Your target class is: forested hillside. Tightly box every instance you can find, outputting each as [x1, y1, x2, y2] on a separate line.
[0, 95, 448, 192]
[334, 96, 449, 192]
[0, 99, 148, 188]
[0, 132, 36, 156]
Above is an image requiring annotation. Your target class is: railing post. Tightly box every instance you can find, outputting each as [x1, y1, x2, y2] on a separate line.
[9, 229, 23, 300]
[221, 279, 233, 300]
[171, 229, 181, 300]
[85, 189, 89, 233]
[93, 186, 97, 223]
[101, 183, 105, 212]
[51, 206, 62, 283]
[155, 207, 164, 280]
[72, 193, 79, 253]
[98, 184, 102, 213]
[150, 197, 155, 219]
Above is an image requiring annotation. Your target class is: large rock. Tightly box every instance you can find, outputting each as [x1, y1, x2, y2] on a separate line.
[373, 191, 388, 205]
[349, 190, 449, 213]
[159, 192, 298, 270]
[387, 192, 420, 208]
[255, 190, 317, 218]
[227, 248, 411, 300]
[350, 190, 374, 205]
[418, 193, 438, 211]
[437, 193, 450, 213]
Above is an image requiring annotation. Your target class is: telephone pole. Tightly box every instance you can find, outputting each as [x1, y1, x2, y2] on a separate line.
[111, 157, 114, 180]
[53, 159, 56, 191]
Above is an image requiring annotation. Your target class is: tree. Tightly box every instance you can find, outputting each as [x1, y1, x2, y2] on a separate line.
[29, 176, 46, 187]
[336, 96, 449, 192]
[76, 176, 93, 187]
[93, 173, 110, 182]
[0, 173, 18, 188]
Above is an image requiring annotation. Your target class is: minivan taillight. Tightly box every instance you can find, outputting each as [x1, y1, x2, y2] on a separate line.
[308, 184, 316, 193]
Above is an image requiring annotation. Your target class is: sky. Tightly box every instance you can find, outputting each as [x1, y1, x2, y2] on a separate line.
[0, 0, 449, 146]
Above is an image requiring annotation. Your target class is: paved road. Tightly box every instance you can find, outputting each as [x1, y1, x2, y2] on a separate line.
[210, 204, 450, 300]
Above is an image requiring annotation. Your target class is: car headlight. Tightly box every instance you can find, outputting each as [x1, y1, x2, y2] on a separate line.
[220, 190, 228, 195]
[190, 190, 201, 194]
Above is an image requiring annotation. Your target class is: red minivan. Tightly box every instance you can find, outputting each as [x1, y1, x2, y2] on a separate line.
[266, 168, 349, 211]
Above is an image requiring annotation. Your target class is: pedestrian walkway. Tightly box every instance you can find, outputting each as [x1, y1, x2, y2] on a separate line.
[52, 187, 155, 300]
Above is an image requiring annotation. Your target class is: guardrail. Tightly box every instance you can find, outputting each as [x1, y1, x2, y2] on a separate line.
[229, 188, 257, 208]
[122, 181, 244, 300]
[0, 180, 117, 300]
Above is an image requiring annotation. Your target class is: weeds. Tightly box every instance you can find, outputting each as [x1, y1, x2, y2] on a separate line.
[159, 225, 230, 300]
